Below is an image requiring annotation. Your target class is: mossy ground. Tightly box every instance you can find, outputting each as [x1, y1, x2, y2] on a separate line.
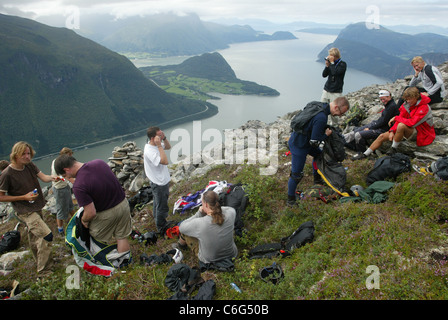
[1, 150, 448, 301]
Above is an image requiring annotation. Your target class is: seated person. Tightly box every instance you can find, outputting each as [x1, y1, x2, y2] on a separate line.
[344, 89, 399, 152]
[396, 56, 446, 106]
[178, 190, 238, 267]
[352, 87, 435, 160]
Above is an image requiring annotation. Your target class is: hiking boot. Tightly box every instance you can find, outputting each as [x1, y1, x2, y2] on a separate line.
[351, 152, 367, 161]
[386, 147, 398, 156]
[287, 195, 297, 207]
[412, 164, 433, 176]
[160, 221, 177, 238]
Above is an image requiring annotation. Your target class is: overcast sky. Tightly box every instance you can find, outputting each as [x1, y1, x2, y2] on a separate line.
[0, 0, 447, 28]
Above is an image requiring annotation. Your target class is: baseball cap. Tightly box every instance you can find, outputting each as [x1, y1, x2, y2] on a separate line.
[379, 90, 390, 97]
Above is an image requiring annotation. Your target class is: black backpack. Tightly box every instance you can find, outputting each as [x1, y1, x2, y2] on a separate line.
[290, 101, 327, 133]
[248, 221, 314, 259]
[433, 156, 448, 181]
[0, 230, 20, 255]
[128, 186, 153, 211]
[219, 183, 249, 237]
[366, 153, 411, 185]
[323, 127, 346, 163]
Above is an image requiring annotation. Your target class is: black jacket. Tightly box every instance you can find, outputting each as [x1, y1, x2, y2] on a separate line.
[368, 99, 400, 132]
[322, 59, 347, 93]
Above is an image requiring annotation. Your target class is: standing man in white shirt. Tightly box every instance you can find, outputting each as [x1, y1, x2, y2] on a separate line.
[143, 126, 172, 236]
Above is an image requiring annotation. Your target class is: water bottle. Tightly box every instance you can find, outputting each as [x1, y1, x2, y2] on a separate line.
[230, 282, 242, 293]
[29, 188, 37, 203]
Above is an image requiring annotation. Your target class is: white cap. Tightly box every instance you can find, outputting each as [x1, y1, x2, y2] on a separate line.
[379, 90, 391, 97]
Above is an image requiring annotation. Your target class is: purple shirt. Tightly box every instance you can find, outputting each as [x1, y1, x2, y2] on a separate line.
[73, 159, 125, 212]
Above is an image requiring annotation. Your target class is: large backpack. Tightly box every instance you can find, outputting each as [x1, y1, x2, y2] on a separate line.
[323, 127, 346, 163]
[366, 153, 411, 185]
[248, 221, 314, 259]
[219, 183, 249, 237]
[290, 101, 327, 133]
[313, 129, 350, 197]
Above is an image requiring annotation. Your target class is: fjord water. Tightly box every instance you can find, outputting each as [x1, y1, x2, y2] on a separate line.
[34, 32, 387, 173]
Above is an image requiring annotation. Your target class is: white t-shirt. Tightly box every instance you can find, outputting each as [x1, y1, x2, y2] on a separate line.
[143, 143, 170, 186]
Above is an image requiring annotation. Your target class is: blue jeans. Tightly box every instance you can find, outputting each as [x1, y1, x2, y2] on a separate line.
[150, 182, 169, 233]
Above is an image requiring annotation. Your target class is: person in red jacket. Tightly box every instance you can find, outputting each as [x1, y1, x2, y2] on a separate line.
[352, 87, 435, 160]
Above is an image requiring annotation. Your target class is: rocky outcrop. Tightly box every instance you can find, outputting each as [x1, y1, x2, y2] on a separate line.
[109, 61, 448, 191]
[107, 142, 148, 192]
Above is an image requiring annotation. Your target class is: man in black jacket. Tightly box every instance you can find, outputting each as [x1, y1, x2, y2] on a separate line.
[344, 89, 399, 153]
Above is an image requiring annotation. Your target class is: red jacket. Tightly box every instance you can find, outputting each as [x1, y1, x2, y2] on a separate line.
[390, 94, 435, 147]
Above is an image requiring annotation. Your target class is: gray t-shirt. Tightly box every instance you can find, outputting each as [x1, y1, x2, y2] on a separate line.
[179, 206, 238, 264]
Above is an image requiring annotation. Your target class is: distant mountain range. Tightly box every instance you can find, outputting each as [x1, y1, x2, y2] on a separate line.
[0, 14, 215, 158]
[75, 13, 297, 56]
[317, 22, 448, 80]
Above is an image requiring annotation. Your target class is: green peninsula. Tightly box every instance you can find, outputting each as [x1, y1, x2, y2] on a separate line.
[139, 52, 280, 101]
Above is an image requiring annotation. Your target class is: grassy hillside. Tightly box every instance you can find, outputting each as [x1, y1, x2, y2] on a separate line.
[140, 52, 280, 101]
[0, 14, 212, 158]
[2, 150, 448, 302]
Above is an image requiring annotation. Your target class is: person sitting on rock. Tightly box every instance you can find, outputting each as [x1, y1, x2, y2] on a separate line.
[352, 87, 435, 160]
[344, 89, 399, 152]
[396, 56, 446, 107]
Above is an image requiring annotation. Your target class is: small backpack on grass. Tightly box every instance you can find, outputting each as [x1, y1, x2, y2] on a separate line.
[248, 221, 315, 259]
[0, 230, 20, 255]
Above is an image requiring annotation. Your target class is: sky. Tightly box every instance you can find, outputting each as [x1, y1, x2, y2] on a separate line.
[0, 0, 447, 28]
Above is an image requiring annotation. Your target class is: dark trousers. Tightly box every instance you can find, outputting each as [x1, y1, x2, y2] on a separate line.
[288, 146, 321, 197]
[150, 182, 169, 233]
[353, 125, 384, 152]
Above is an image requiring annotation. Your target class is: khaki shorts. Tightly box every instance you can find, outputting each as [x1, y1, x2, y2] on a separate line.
[181, 234, 199, 257]
[321, 90, 342, 103]
[89, 199, 132, 243]
[404, 128, 417, 141]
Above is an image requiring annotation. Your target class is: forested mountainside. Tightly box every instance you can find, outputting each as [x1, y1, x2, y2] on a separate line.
[0, 14, 214, 158]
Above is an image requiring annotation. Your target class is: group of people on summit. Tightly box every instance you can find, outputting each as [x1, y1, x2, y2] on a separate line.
[287, 52, 445, 206]
[0, 47, 445, 276]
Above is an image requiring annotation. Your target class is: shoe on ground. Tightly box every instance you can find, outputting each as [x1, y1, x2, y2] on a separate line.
[287, 195, 297, 207]
[412, 164, 433, 176]
[351, 153, 367, 161]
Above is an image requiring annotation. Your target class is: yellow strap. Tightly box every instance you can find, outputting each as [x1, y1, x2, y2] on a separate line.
[317, 169, 350, 197]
